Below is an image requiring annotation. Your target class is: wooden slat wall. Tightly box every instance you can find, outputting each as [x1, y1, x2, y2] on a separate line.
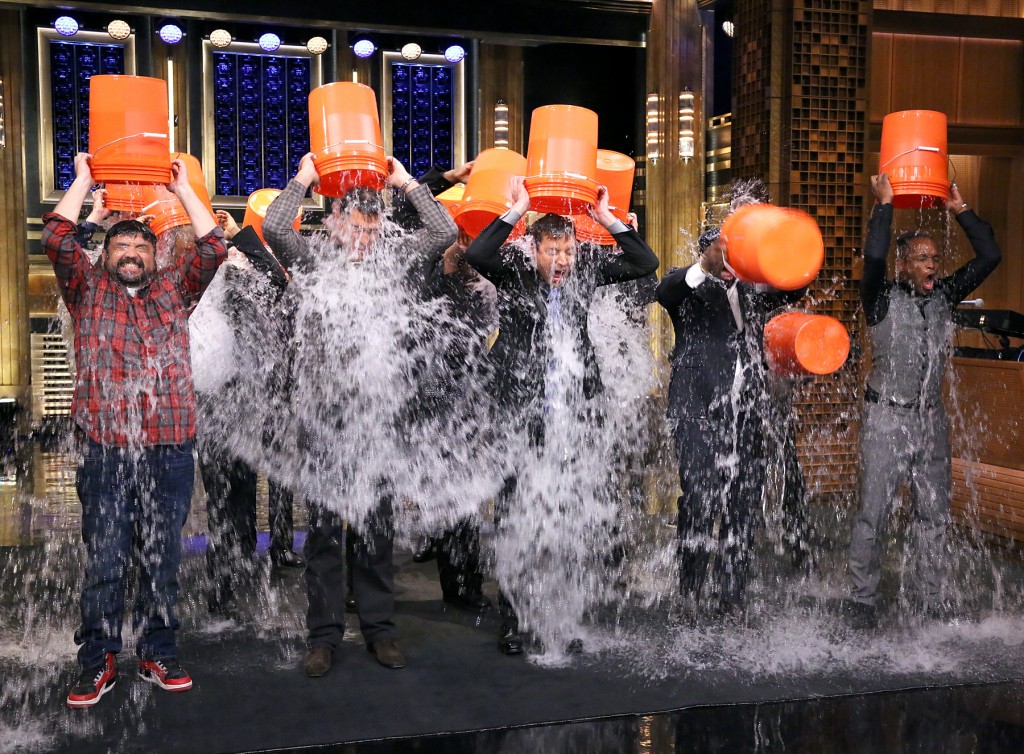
[953, 460, 1024, 541]
[0, 9, 30, 402]
[477, 44, 525, 154]
[874, 0, 1024, 15]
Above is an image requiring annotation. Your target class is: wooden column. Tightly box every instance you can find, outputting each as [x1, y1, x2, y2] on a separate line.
[477, 44, 524, 154]
[0, 9, 30, 404]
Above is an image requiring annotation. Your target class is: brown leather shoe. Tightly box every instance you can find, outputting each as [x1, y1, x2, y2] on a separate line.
[303, 645, 333, 677]
[367, 639, 406, 669]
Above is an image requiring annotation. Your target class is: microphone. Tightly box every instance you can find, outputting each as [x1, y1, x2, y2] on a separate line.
[959, 298, 984, 308]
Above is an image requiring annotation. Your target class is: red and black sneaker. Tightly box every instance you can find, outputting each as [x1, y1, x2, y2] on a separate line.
[138, 658, 193, 692]
[67, 652, 117, 708]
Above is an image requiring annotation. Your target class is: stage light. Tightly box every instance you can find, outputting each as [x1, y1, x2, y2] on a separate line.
[353, 39, 376, 58]
[722, 20, 735, 38]
[54, 16, 79, 37]
[307, 36, 329, 55]
[107, 20, 131, 40]
[258, 32, 281, 52]
[444, 44, 466, 63]
[678, 89, 695, 162]
[401, 42, 422, 61]
[645, 93, 661, 164]
[158, 23, 183, 45]
[494, 101, 509, 149]
[210, 29, 232, 48]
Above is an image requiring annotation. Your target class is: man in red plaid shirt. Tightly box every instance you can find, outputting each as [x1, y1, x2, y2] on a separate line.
[43, 152, 226, 708]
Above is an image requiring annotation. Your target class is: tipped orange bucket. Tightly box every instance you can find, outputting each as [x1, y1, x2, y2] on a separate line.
[524, 105, 599, 215]
[104, 182, 158, 214]
[764, 312, 850, 377]
[720, 204, 824, 291]
[141, 155, 214, 237]
[308, 82, 388, 199]
[454, 149, 528, 238]
[571, 149, 635, 246]
[244, 189, 302, 245]
[436, 183, 464, 217]
[89, 75, 171, 185]
[880, 110, 949, 209]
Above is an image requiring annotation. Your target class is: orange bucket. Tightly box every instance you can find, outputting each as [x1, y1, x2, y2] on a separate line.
[141, 155, 214, 237]
[720, 204, 824, 291]
[524, 105, 599, 215]
[571, 149, 635, 246]
[308, 82, 388, 199]
[764, 312, 850, 377]
[879, 110, 949, 209]
[244, 189, 302, 245]
[436, 183, 464, 217]
[89, 75, 171, 185]
[103, 182, 159, 214]
[454, 149, 528, 238]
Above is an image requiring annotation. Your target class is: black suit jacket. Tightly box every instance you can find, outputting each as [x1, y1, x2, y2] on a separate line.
[466, 216, 659, 412]
[656, 264, 803, 420]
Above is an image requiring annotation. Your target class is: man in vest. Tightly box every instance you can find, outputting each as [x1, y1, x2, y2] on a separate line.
[846, 173, 1001, 628]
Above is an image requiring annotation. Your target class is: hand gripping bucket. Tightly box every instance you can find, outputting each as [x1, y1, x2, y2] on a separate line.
[720, 204, 824, 291]
[572, 149, 635, 246]
[142, 155, 215, 237]
[88, 75, 171, 185]
[308, 82, 388, 199]
[524, 105, 599, 215]
[764, 311, 850, 377]
[879, 110, 949, 209]
[244, 189, 302, 245]
[454, 149, 528, 238]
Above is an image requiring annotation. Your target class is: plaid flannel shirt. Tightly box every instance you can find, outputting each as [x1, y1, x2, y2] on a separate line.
[42, 212, 227, 447]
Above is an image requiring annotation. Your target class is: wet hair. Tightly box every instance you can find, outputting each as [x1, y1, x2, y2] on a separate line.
[529, 214, 575, 245]
[895, 230, 934, 260]
[726, 177, 770, 211]
[103, 219, 157, 252]
[697, 226, 721, 255]
[336, 187, 384, 218]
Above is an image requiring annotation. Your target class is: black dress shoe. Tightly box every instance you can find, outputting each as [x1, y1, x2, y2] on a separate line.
[411, 541, 436, 563]
[345, 593, 357, 613]
[498, 624, 524, 655]
[565, 638, 584, 655]
[443, 592, 493, 613]
[271, 549, 306, 569]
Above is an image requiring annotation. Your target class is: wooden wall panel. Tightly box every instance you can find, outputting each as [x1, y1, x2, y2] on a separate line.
[957, 39, 1024, 126]
[0, 9, 30, 401]
[477, 44, 524, 154]
[889, 35, 961, 115]
[874, 0, 1024, 14]
[871, 32, 894, 121]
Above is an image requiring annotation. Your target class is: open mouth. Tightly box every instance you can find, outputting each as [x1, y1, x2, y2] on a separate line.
[922, 274, 935, 292]
[721, 269, 735, 281]
[551, 268, 566, 285]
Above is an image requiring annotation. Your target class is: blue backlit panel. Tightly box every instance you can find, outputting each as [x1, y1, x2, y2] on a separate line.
[211, 51, 311, 196]
[391, 62, 455, 177]
[48, 40, 125, 191]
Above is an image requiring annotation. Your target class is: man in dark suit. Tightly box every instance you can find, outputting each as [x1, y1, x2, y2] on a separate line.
[656, 227, 802, 620]
[466, 177, 659, 654]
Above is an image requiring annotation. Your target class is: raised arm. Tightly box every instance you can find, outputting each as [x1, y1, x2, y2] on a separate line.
[861, 174, 894, 326]
[166, 157, 227, 304]
[42, 152, 96, 313]
[264, 153, 316, 272]
[391, 156, 458, 261]
[593, 187, 659, 285]
[940, 182, 1002, 305]
[465, 175, 531, 283]
[655, 265, 699, 310]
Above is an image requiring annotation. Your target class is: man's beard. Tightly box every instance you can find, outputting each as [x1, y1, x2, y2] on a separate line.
[113, 258, 152, 287]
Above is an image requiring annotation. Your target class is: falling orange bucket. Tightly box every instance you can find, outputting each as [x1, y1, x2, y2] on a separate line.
[89, 75, 171, 185]
[524, 105, 599, 215]
[571, 149, 635, 246]
[879, 110, 949, 209]
[454, 149, 528, 238]
[720, 204, 824, 291]
[244, 189, 302, 245]
[764, 312, 850, 377]
[141, 155, 215, 236]
[308, 82, 388, 199]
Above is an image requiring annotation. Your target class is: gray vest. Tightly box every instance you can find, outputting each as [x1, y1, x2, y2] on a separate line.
[867, 284, 954, 407]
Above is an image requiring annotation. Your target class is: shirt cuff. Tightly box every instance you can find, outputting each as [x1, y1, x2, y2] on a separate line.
[500, 209, 523, 226]
[685, 264, 707, 289]
[605, 219, 629, 234]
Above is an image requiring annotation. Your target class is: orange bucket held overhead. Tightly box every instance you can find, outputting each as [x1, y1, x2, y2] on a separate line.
[879, 110, 949, 209]
[308, 82, 388, 199]
[572, 149, 635, 246]
[141, 155, 215, 237]
[103, 182, 159, 214]
[435, 183, 464, 217]
[524, 105, 599, 215]
[89, 75, 171, 185]
[720, 204, 824, 291]
[244, 189, 302, 245]
[454, 148, 528, 238]
[764, 312, 851, 378]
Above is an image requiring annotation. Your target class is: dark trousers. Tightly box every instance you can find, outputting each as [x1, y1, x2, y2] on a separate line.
[305, 496, 397, 648]
[75, 440, 194, 669]
[436, 517, 485, 600]
[674, 408, 765, 605]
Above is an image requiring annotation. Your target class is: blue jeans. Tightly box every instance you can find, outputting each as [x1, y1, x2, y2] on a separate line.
[75, 439, 195, 669]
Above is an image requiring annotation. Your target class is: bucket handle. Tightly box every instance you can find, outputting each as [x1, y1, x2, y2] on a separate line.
[878, 145, 941, 171]
[314, 139, 385, 154]
[92, 132, 169, 157]
[142, 198, 179, 213]
[527, 172, 598, 183]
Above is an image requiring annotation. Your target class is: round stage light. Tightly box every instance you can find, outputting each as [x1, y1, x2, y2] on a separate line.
[400, 42, 422, 61]
[210, 29, 232, 48]
[722, 20, 735, 38]
[54, 16, 79, 37]
[353, 39, 376, 58]
[444, 44, 466, 63]
[158, 23, 183, 45]
[259, 32, 282, 52]
[307, 36, 329, 55]
[107, 20, 131, 40]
